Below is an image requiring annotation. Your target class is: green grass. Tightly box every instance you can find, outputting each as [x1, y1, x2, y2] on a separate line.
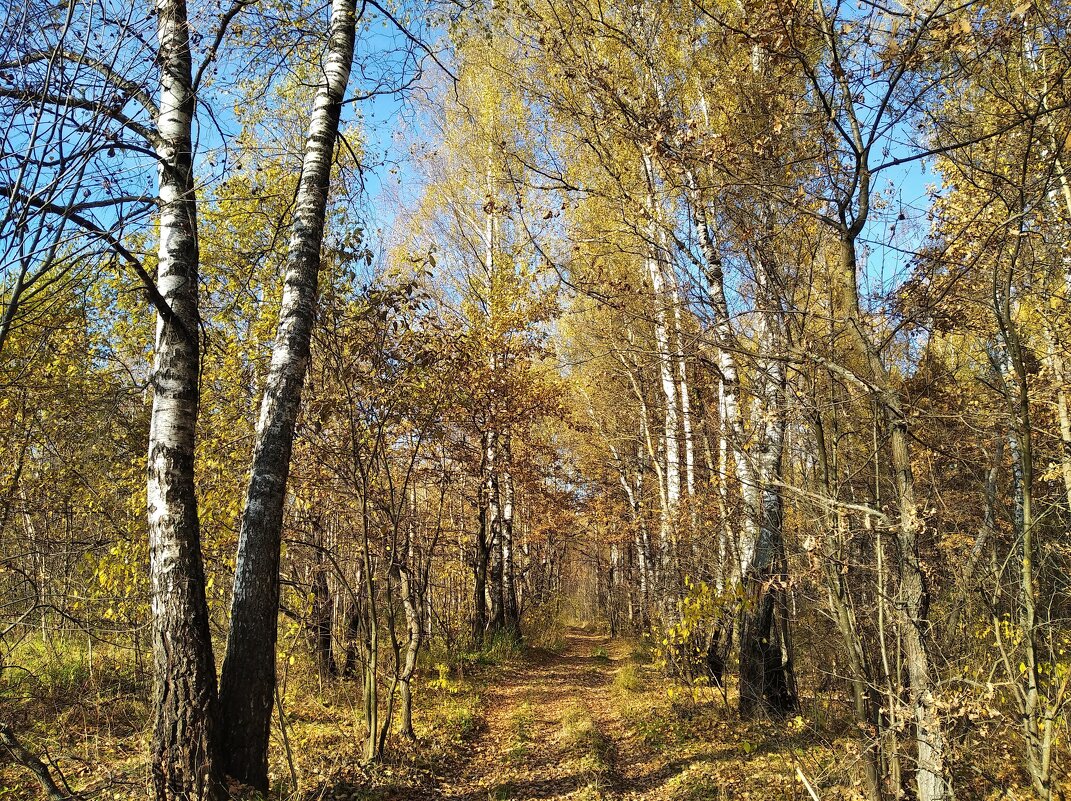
[560, 704, 615, 779]
[612, 662, 644, 693]
[455, 630, 525, 670]
[506, 701, 535, 763]
[431, 693, 481, 743]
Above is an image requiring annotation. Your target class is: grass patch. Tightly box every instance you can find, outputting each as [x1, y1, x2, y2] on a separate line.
[426, 692, 481, 744]
[524, 604, 572, 653]
[612, 662, 644, 694]
[528, 625, 567, 654]
[664, 760, 722, 800]
[628, 636, 655, 664]
[560, 704, 615, 779]
[506, 701, 535, 763]
[572, 783, 606, 800]
[456, 630, 524, 670]
[617, 695, 687, 751]
[590, 646, 610, 662]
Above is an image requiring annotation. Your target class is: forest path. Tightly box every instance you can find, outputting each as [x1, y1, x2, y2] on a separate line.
[426, 628, 677, 801]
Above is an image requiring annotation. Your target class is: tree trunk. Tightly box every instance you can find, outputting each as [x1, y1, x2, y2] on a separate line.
[310, 561, 336, 677]
[360, 498, 379, 763]
[645, 251, 680, 571]
[397, 560, 422, 740]
[473, 430, 493, 642]
[994, 317, 1051, 799]
[812, 411, 884, 801]
[216, 0, 356, 789]
[740, 257, 798, 716]
[616, 345, 667, 601]
[738, 348, 797, 716]
[671, 275, 696, 541]
[836, 235, 948, 801]
[147, 0, 221, 796]
[500, 431, 519, 633]
[484, 426, 505, 634]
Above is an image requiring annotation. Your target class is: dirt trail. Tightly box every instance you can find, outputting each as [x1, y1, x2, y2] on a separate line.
[427, 628, 673, 801]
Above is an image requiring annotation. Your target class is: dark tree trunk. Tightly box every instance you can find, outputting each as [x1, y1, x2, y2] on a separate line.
[472, 528, 489, 643]
[473, 429, 494, 642]
[488, 514, 504, 633]
[310, 566, 336, 677]
[500, 432, 519, 633]
[739, 483, 798, 717]
[487, 439, 505, 635]
[342, 608, 362, 677]
[706, 615, 732, 688]
[397, 562, 422, 740]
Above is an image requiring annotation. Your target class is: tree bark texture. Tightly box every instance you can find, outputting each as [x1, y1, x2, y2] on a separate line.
[217, 0, 357, 789]
[148, 0, 221, 796]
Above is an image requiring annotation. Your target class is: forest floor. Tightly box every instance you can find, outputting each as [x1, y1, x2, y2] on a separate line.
[369, 627, 833, 801]
[422, 628, 658, 801]
[0, 627, 868, 800]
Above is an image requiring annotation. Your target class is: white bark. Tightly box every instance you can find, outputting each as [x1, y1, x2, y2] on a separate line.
[501, 431, 518, 627]
[147, 0, 221, 797]
[646, 250, 680, 564]
[684, 174, 758, 569]
[716, 379, 734, 591]
[670, 273, 696, 507]
[218, 0, 357, 789]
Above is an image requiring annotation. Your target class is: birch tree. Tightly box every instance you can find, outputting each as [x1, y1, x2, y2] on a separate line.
[216, 0, 358, 789]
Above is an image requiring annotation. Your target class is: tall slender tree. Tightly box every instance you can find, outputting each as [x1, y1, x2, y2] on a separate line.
[217, 0, 358, 789]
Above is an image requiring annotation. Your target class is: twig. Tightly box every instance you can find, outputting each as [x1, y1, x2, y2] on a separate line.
[0, 722, 77, 800]
[275, 683, 299, 798]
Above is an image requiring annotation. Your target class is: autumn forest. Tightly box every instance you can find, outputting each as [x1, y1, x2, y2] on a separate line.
[1, 0, 1069, 799]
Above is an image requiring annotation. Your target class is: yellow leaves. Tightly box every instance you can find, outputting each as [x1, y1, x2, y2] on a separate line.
[428, 662, 461, 694]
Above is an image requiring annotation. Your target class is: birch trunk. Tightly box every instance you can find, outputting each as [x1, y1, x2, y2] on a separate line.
[737, 258, 797, 716]
[217, 0, 357, 789]
[475, 428, 497, 639]
[738, 344, 797, 715]
[147, 0, 221, 796]
[615, 340, 667, 595]
[646, 252, 680, 569]
[716, 380, 734, 591]
[684, 178, 758, 568]
[670, 275, 697, 534]
[487, 427, 504, 632]
[397, 551, 422, 739]
[685, 180, 796, 712]
[500, 431, 519, 632]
